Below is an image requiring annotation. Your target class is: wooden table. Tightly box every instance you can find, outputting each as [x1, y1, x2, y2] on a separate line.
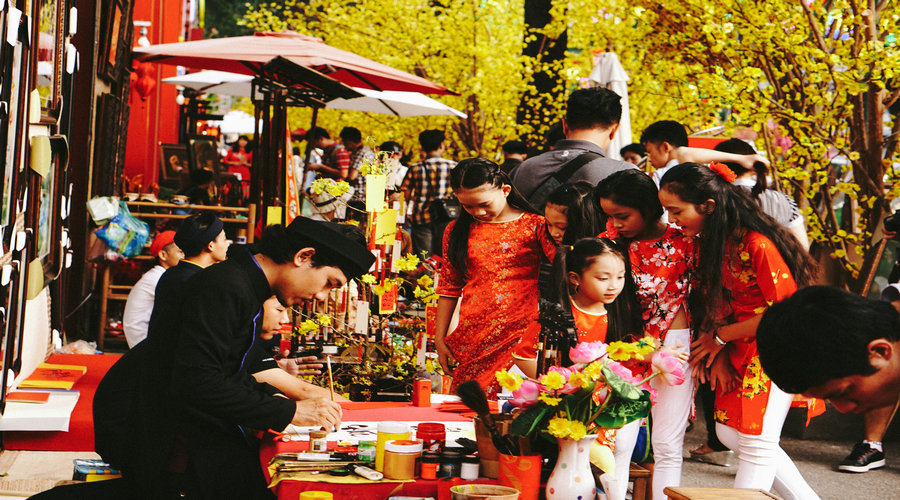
[664, 487, 783, 500]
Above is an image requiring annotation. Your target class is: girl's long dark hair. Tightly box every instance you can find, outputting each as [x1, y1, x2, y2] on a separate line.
[714, 138, 767, 198]
[659, 162, 818, 331]
[545, 181, 603, 244]
[548, 238, 643, 343]
[447, 158, 537, 278]
[593, 169, 664, 231]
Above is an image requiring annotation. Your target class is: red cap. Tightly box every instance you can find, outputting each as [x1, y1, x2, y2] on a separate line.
[291, 128, 307, 139]
[150, 230, 177, 258]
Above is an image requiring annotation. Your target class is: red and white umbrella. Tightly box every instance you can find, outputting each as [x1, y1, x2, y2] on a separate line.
[134, 31, 454, 96]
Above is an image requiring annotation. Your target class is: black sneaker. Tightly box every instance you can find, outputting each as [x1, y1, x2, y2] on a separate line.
[838, 442, 885, 473]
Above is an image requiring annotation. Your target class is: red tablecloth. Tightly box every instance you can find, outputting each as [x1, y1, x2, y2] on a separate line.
[3, 353, 121, 451]
[261, 402, 497, 500]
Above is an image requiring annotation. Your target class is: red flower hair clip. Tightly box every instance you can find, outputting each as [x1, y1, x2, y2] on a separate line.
[709, 162, 737, 183]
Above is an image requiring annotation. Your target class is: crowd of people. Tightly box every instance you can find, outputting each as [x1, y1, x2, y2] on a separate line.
[38, 86, 900, 500]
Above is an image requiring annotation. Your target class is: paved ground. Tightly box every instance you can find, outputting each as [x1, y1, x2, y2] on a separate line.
[681, 401, 900, 499]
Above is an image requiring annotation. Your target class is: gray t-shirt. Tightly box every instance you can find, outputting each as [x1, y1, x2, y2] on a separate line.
[511, 139, 637, 211]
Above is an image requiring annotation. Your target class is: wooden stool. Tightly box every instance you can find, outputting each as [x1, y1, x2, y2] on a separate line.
[663, 487, 783, 500]
[629, 462, 652, 500]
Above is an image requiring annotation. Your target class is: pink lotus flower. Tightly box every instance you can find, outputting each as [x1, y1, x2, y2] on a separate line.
[510, 380, 542, 408]
[570, 340, 608, 364]
[651, 352, 686, 386]
[592, 386, 609, 406]
[548, 366, 580, 394]
[606, 361, 640, 385]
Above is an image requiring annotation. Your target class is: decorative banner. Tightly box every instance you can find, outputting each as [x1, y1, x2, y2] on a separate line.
[373, 209, 397, 245]
[266, 206, 282, 226]
[28, 89, 40, 124]
[30, 135, 50, 177]
[354, 301, 369, 334]
[285, 126, 298, 225]
[378, 284, 398, 314]
[365, 174, 386, 213]
[27, 258, 43, 300]
[6, 8, 20, 46]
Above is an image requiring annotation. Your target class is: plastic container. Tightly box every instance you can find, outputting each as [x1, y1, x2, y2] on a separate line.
[375, 422, 409, 471]
[358, 440, 377, 463]
[417, 422, 446, 453]
[383, 439, 423, 480]
[421, 451, 441, 480]
[440, 450, 463, 478]
[309, 430, 328, 453]
[460, 454, 480, 480]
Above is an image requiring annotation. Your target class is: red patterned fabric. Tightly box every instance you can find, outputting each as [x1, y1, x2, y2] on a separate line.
[438, 213, 557, 397]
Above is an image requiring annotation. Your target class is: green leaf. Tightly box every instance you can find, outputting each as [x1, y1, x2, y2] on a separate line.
[511, 404, 551, 437]
[592, 391, 651, 429]
[602, 365, 643, 400]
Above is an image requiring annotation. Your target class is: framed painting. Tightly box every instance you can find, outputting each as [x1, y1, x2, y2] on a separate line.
[188, 137, 223, 180]
[99, 0, 126, 82]
[159, 143, 189, 181]
[34, 0, 65, 122]
[33, 136, 67, 281]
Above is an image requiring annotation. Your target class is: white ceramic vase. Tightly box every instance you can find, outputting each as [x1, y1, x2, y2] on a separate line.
[546, 434, 598, 500]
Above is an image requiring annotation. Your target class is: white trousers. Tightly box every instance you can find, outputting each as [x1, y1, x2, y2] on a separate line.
[715, 383, 820, 500]
[611, 328, 694, 500]
[648, 329, 694, 500]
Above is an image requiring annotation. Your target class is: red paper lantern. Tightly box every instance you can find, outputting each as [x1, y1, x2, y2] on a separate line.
[133, 74, 156, 101]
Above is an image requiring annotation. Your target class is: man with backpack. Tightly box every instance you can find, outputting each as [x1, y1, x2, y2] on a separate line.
[511, 87, 636, 211]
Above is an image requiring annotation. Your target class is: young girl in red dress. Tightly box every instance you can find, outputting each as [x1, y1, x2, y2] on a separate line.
[543, 182, 604, 245]
[547, 237, 643, 495]
[435, 159, 557, 397]
[659, 162, 820, 500]
[595, 169, 697, 500]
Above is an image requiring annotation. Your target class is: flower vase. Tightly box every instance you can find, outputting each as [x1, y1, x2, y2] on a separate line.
[546, 434, 598, 500]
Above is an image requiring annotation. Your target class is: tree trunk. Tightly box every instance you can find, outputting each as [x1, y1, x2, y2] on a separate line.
[517, 0, 567, 155]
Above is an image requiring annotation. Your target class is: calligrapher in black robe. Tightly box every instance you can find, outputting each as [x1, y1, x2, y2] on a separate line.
[127, 247, 294, 499]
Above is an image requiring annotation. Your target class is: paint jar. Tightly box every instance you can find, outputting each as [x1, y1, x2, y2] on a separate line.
[383, 440, 423, 480]
[358, 440, 377, 463]
[460, 454, 480, 480]
[309, 430, 328, 453]
[416, 422, 446, 453]
[421, 451, 441, 480]
[375, 422, 409, 471]
[440, 450, 463, 478]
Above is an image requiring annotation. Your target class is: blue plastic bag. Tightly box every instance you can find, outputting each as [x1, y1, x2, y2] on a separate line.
[93, 201, 149, 258]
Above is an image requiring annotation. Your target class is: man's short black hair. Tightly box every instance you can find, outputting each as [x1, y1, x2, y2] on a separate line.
[190, 168, 214, 187]
[565, 87, 622, 131]
[757, 286, 900, 394]
[640, 120, 688, 148]
[419, 130, 445, 153]
[340, 127, 362, 143]
[545, 123, 566, 149]
[620, 143, 646, 157]
[176, 213, 219, 258]
[502, 140, 527, 155]
[305, 126, 330, 142]
[258, 222, 371, 279]
[378, 141, 402, 154]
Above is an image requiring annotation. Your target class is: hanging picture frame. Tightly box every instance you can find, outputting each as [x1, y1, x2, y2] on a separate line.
[98, 0, 125, 83]
[33, 0, 65, 123]
[0, 16, 29, 230]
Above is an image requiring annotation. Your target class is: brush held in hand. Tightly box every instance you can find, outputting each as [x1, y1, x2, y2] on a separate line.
[456, 380, 512, 455]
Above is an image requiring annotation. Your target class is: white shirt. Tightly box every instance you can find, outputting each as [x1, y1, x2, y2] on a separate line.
[651, 159, 680, 187]
[123, 265, 166, 348]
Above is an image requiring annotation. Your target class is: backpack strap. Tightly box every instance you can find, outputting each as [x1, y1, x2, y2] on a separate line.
[551, 151, 602, 184]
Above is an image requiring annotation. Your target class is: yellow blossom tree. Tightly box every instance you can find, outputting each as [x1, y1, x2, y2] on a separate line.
[240, 0, 531, 158]
[566, 0, 900, 291]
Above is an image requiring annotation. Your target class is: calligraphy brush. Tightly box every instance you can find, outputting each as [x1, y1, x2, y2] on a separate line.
[456, 380, 513, 455]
